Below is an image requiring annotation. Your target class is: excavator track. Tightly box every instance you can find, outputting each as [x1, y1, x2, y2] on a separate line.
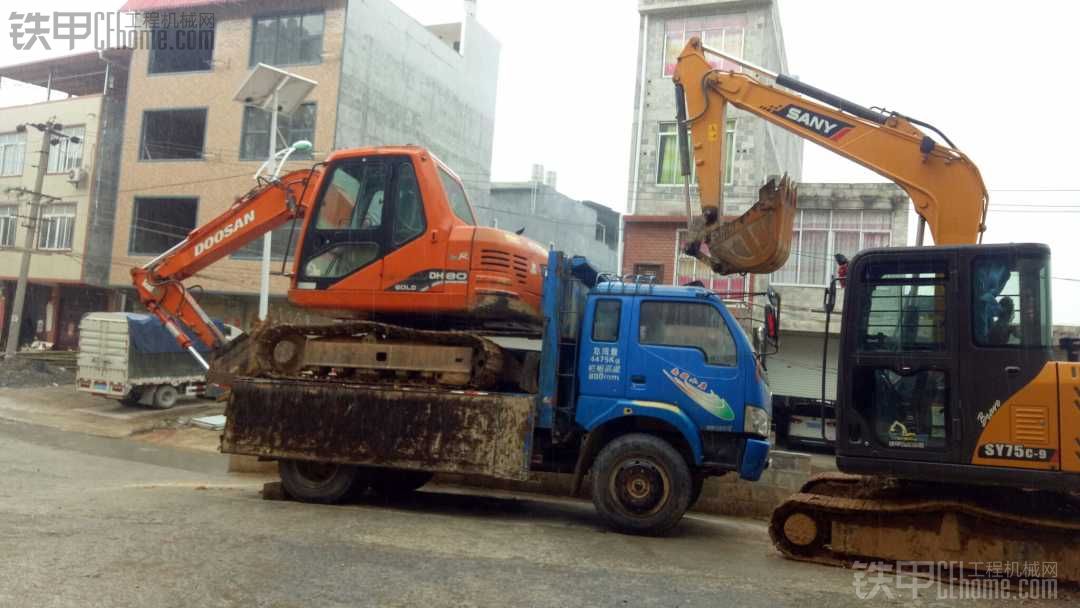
[212, 320, 512, 391]
[769, 473, 1080, 583]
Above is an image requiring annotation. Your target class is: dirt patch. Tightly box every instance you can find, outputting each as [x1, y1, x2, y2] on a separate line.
[0, 358, 76, 389]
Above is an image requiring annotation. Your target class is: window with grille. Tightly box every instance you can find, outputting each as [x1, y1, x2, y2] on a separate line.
[140, 109, 208, 160]
[0, 205, 16, 247]
[662, 16, 746, 77]
[772, 209, 892, 287]
[37, 203, 76, 250]
[0, 132, 25, 176]
[657, 120, 735, 186]
[47, 125, 85, 174]
[240, 102, 316, 161]
[674, 229, 749, 302]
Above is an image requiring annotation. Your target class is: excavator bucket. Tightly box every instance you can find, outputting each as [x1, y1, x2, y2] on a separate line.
[685, 175, 798, 276]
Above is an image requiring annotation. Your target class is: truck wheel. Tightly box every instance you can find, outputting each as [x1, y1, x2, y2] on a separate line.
[369, 469, 434, 496]
[151, 385, 179, 409]
[280, 460, 359, 504]
[591, 433, 693, 535]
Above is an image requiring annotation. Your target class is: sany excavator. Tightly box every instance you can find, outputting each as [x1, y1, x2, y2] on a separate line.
[674, 37, 1079, 582]
[132, 144, 550, 392]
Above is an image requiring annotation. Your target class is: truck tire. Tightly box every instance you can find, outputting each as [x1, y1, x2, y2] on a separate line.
[369, 469, 434, 496]
[280, 460, 359, 504]
[152, 385, 179, 409]
[591, 433, 693, 536]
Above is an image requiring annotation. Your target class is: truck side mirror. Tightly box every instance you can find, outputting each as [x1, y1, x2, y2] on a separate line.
[764, 303, 780, 348]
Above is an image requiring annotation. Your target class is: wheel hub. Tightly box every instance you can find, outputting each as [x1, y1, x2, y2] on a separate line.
[294, 461, 337, 485]
[613, 459, 668, 515]
[783, 512, 819, 547]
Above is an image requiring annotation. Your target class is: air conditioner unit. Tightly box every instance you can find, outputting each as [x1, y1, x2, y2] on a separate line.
[66, 167, 86, 186]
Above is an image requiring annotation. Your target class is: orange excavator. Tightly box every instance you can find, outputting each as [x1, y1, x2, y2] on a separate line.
[132, 144, 549, 390]
[673, 38, 1079, 582]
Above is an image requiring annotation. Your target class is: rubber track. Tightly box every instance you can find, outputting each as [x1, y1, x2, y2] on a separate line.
[769, 474, 1080, 582]
[250, 321, 505, 390]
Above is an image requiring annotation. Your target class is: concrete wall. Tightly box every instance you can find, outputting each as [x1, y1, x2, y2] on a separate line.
[627, 0, 802, 219]
[111, 0, 348, 294]
[82, 80, 128, 287]
[335, 0, 500, 208]
[482, 183, 619, 274]
[0, 95, 105, 283]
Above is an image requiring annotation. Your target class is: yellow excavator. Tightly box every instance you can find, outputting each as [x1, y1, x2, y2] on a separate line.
[674, 37, 1079, 582]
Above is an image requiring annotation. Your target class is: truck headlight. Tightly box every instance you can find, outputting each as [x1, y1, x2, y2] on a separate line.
[744, 405, 770, 438]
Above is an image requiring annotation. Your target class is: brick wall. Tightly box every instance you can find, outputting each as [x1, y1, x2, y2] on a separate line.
[622, 217, 682, 282]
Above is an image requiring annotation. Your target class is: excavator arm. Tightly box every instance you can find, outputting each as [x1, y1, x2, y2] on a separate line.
[130, 165, 318, 368]
[674, 37, 989, 274]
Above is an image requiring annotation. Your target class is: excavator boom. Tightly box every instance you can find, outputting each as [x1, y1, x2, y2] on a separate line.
[673, 38, 990, 275]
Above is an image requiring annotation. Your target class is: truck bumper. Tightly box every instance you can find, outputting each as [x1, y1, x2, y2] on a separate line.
[738, 438, 770, 481]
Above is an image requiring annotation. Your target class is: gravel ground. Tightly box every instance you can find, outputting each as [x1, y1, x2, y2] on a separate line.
[0, 357, 76, 389]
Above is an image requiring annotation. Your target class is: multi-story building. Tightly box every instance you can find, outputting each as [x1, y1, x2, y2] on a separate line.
[112, 0, 500, 329]
[621, 0, 913, 417]
[481, 173, 620, 273]
[0, 50, 130, 350]
[622, 0, 802, 303]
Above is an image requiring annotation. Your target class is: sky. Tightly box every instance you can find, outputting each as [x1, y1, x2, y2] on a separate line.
[2, 1, 1078, 322]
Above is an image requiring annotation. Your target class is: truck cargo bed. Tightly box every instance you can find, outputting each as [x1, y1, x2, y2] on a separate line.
[221, 377, 535, 481]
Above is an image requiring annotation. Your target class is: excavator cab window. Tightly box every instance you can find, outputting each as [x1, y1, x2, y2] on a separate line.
[972, 255, 1052, 348]
[437, 167, 476, 226]
[301, 160, 389, 280]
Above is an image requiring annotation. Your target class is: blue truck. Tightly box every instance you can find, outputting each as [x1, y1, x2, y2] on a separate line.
[221, 251, 773, 534]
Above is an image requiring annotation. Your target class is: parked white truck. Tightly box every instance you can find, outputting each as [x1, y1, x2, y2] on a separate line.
[76, 312, 235, 409]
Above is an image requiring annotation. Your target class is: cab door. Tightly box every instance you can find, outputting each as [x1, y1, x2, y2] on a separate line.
[296, 157, 388, 291]
[626, 298, 744, 432]
[379, 158, 444, 293]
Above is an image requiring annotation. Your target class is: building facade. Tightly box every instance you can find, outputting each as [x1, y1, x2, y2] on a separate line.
[0, 50, 130, 350]
[111, 0, 500, 329]
[481, 179, 619, 273]
[622, 0, 802, 300]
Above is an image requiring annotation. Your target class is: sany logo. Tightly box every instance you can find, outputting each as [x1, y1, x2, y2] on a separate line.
[194, 211, 255, 257]
[774, 105, 854, 140]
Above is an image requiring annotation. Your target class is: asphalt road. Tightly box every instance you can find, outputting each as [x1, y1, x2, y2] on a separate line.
[0, 419, 1070, 608]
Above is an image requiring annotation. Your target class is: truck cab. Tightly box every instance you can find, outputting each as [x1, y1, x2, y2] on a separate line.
[574, 283, 772, 478]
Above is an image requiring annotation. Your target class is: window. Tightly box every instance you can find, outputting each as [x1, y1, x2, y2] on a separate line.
[437, 168, 476, 226]
[252, 12, 324, 66]
[592, 300, 621, 342]
[639, 301, 736, 366]
[0, 131, 25, 176]
[857, 367, 948, 449]
[859, 262, 948, 352]
[231, 220, 300, 261]
[148, 24, 214, 73]
[657, 121, 735, 186]
[36, 203, 76, 250]
[663, 16, 746, 77]
[773, 209, 892, 286]
[130, 197, 198, 255]
[47, 125, 85, 174]
[240, 102, 316, 160]
[303, 162, 388, 279]
[0, 206, 16, 247]
[140, 109, 208, 160]
[674, 229, 748, 302]
[972, 255, 1052, 348]
[633, 263, 664, 284]
[392, 161, 425, 246]
[595, 222, 606, 243]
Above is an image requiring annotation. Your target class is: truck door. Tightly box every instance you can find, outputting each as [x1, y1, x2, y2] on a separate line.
[296, 157, 388, 291]
[628, 299, 743, 432]
[578, 297, 628, 398]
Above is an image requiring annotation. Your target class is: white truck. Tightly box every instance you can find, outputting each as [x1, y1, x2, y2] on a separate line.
[76, 312, 236, 409]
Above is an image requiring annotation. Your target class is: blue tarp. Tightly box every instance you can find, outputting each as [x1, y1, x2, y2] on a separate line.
[124, 313, 226, 354]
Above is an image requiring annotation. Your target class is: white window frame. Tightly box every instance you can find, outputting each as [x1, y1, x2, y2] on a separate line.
[673, 228, 750, 304]
[0, 205, 17, 247]
[0, 131, 26, 177]
[662, 19, 746, 78]
[47, 125, 85, 174]
[656, 120, 736, 187]
[36, 203, 76, 251]
[771, 209, 893, 288]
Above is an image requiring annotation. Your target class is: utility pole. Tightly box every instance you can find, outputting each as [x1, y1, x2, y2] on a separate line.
[3, 120, 77, 358]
